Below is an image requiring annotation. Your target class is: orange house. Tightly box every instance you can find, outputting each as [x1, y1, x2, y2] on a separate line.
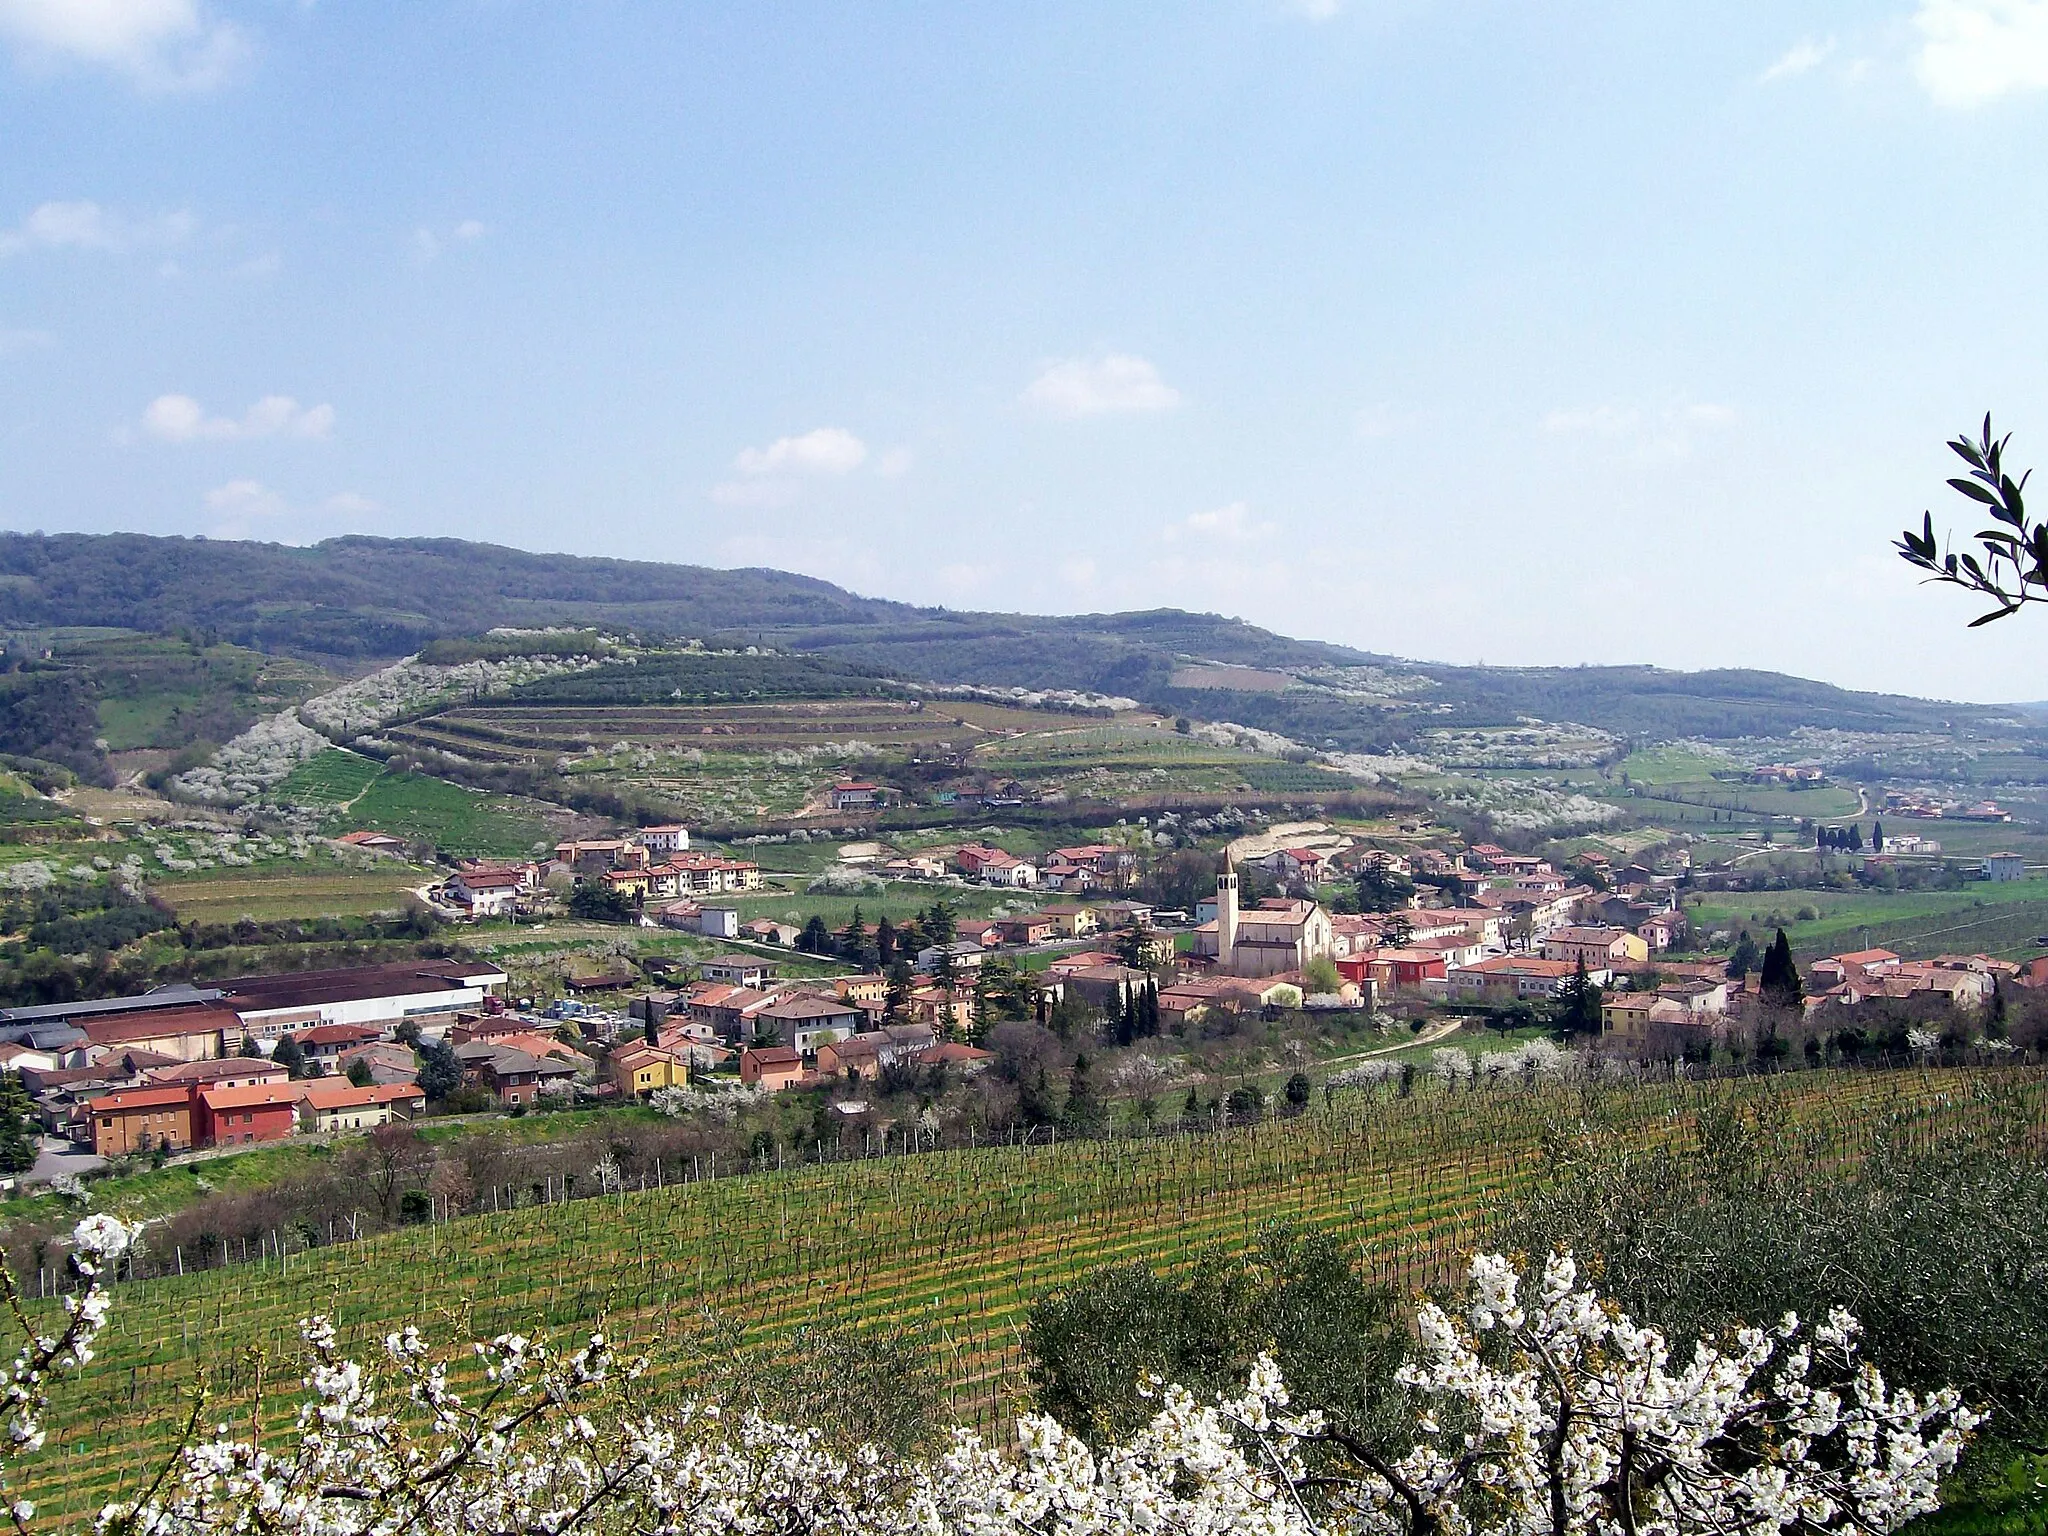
[738, 1046, 803, 1091]
[87, 1085, 195, 1157]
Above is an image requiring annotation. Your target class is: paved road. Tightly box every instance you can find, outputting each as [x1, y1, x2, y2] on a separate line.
[23, 1139, 102, 1185]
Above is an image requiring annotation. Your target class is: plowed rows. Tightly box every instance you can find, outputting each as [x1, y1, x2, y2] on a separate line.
[22, 1069, 2029, 1520]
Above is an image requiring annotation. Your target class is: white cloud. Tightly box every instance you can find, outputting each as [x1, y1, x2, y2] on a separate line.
[0, 0, 244, 91]
[0, 199, 194, 256]
[203, 479, 377, 540]
[1163, 501, 1277, 544]
[413, 219, 488, 264]
[1542, 404, 1643, 435]
[1355, 405, 1427, 440]
[143, 393, 334, 443]
[733, 426, 868, 477]
[1915, 0, 2048, 106]
[1759, 36, 1835, 83]
[1542, 401, 1736, 458]
[1023, 353, 1181, 418]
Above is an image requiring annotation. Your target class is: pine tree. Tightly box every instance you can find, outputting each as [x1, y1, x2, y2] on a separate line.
[346, 1056, 374, 1088]
[1726, 930, 1762, 980]
[840, 905, 866, 960]
[1758, 928, 1804, 1008]
[799, 915, 830, 954]
[875, 915, 897, 966]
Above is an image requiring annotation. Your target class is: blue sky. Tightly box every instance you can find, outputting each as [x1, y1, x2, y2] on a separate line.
[6, 2, 2048, 702]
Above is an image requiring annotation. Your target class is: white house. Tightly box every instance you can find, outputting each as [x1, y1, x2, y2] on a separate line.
[447, 869, 523, 917]
[1985, 852, 2028, 883]
[634, 825, 690, 855]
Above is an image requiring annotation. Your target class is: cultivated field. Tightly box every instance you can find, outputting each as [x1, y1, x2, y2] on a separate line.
[1689, 877, 2048, 960]
[18, 1067, 2020, 1522]
[150, 866, 429, 922]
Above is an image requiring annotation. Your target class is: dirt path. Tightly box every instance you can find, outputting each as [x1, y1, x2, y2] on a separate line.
[1318, 1015, 1466, 1065]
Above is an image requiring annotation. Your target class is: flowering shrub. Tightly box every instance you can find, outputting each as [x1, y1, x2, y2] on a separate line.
[299, 653, 603, 739]
[166, 712, 330, 806]
[0, 1221, 1971, 1536]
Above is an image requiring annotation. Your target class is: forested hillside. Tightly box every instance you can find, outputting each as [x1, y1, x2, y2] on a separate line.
[0, 531, 2006, 745]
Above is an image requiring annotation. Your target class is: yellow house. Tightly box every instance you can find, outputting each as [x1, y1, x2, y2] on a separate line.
[1038, 904, 1101, 939]
[611, 1042, 683, 1098]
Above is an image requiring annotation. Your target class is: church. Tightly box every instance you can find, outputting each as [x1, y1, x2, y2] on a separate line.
[1188, 866, 1339, 978]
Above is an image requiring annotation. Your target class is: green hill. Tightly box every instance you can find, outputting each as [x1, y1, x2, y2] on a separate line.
[0, 532, 2009, 750]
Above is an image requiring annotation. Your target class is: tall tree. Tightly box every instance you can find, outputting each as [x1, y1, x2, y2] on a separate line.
[1872, 819, 1885, 853]
[1758, 928, 1804, 1008]
[799, 915, 831, 954]
[874, 914, 897, 966]
[1062, 1053, 1105, 1136]
[0, 1072, 36, 1175]
[1555, 956, 1602, 1037]
[1726, 930, 1762, 980]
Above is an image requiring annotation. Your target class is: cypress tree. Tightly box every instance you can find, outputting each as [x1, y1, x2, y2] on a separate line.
[1062, 1052, 1106, 1136]
[1758, 928, 1804, 1008]
[1872, 820, 1885, 854]
[0, 1073, 35, 1176]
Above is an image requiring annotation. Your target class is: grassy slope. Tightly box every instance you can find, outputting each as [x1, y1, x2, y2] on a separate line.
[1689, 876, 2048, 959]
[19, 1068, 2007, 1521]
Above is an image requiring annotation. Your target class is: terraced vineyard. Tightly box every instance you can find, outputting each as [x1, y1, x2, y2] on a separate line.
[21, 1067, 2026, 1522]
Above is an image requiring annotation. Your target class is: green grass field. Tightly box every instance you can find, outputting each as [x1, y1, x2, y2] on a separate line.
[16, 1068, 2018, 1522]
[316, 770, 558, 858]
[270, 748, 385, 807]
[1688, 877, 2048, 959]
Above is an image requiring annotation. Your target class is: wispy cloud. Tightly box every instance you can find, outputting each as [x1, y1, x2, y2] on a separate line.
[1354, 405, 1428, 440]
[1914, 0, 2048, 106]
[412, 218, 488, 264]
[1759, 36, 1836, 83]
[0, 200, 194, 256]
[1542, 401, 1736, 457]
[1163, 501, 1277, 544]
[143, 393, 334, 443]
[0, 0, 245, 92]
[0, 327, 53, 356]
[204, 481, 376, 540]
[733, 426, 867, 477]
[1023, 353, 1181, 418]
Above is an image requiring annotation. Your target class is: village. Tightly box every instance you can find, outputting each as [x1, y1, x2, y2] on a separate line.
[7, 790, 2038, 1178]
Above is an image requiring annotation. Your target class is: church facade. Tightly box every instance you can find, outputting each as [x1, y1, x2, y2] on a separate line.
[1188, 868, 1339, 978]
